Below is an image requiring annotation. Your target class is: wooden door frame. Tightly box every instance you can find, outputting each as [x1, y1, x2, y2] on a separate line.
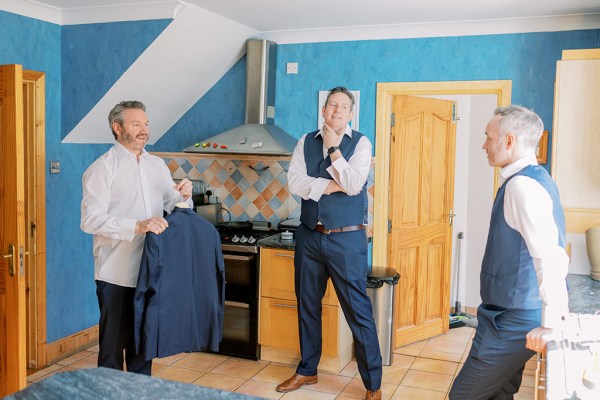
[22, 70, 47, 369]
[373, 81, 512, 274]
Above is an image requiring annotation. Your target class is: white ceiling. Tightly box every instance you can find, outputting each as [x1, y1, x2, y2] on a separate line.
[14, 0, 600, 31]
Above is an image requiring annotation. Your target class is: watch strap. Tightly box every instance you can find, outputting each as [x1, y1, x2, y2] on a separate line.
[327, 146, 339, 155]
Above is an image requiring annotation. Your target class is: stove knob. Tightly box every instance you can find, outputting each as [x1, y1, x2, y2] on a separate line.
[240, 235, 248, 243]
[232, 235, 240, 243]
[248, 236, 257, 244]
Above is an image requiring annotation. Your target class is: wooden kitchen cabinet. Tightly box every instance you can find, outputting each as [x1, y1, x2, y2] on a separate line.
[259, 248, 353, 372]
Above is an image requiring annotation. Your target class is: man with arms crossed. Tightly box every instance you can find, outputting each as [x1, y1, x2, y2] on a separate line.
[279, 87, 382, 400]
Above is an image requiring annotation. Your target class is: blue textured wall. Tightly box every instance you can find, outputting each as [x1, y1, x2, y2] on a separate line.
[2, 6, 600, 344]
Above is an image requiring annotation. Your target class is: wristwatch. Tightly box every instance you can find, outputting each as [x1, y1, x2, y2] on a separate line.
[327, 146, 339, 155]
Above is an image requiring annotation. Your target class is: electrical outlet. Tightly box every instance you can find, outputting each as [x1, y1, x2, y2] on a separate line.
[286, 62, 298, 74]
[212, 189, 222, 200]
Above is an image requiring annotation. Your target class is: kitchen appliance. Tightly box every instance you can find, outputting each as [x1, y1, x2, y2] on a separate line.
[183, 39, 297, 155]
[216, 221, 278, 360]
[278, 218, 301, 232]
[196, 203, 222, 225]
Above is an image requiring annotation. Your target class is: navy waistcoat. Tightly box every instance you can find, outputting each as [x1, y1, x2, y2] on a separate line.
[299, 130, 368, 230]
[480, 165, 566, 310]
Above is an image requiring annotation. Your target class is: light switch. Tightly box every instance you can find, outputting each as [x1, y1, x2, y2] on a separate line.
[286, 62, 298, 74]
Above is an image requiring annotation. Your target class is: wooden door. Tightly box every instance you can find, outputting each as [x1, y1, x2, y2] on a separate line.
[0, 64, 28, 395]
[389, 95, 456, 347]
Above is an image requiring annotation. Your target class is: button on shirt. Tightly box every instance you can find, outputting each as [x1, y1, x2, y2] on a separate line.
[500, 155, 569, 329]
[81, 142, 190, 287]
[288, 125, 372, 201]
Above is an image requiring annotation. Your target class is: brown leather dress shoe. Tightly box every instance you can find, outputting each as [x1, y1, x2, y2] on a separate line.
[275, 373, 318, 392]
[365, 388, 382, 400]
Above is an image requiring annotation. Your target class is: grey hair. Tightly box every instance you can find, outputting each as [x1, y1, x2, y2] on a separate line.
[494, 105, 544, 150]
[325, 86, 355, 109]
[108, 100, 146, 140]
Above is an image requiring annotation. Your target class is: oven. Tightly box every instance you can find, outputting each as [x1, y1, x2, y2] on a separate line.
[215, 222, 276, 360]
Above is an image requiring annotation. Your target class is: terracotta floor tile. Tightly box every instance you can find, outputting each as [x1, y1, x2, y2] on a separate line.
[191, 372, 246, 392]
[32, 366, 76, 383]
[339, 359, 359, 377]
[338, 377, 395, 400]
[55, 350, 95, 366]
[67, 353, 98, 369]
[234, 379, 284, 399]
[417, 349, 463, 363]
[85, 344, 100, 352]
[305, 372, 351, 394]
[152, 365, 205, 383]
[423, 339, 466, 356]
[390, 385, 447, 400]
[410, 358, 459, 375]
[400, 369, 454, 392]
[390, 354, 415, 369]
[26, 364, 63, 382]
[153, 352, 188, 365]
[381, 365, 409, 385]
[394, 340, 427, 357]
[251, 363, 296, 384]
[210, 357, 269, 379]
[171, 351, 228, 372]
[279, 388, 336, 399]
[150, 362, 167, 375]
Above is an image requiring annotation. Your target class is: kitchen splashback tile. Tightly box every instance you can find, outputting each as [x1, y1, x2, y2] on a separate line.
[158, 155, 372, 228]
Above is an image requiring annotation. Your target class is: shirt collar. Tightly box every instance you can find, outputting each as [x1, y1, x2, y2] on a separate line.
[499, 154, 538, 183]
[314, 124, 353, 139]
[113, 141, 148, 160]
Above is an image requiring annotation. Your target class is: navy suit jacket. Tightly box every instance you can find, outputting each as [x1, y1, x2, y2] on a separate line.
[134, 206, 225, 360]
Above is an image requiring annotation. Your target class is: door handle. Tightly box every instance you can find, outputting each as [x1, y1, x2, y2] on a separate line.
[2, 244, 15, 276]
[448, 209, 456, 227]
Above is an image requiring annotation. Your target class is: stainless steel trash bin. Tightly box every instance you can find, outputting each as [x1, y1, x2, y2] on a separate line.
[366, 267, 400, 366]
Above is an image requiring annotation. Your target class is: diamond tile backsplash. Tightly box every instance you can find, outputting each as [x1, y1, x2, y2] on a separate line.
[158, 154, 375, 230]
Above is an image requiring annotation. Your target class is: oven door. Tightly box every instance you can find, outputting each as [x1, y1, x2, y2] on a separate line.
[223, 253, 257, 299]
[219, 299, 259, 360]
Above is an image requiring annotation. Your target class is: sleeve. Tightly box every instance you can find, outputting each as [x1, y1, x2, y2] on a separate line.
[80, 161, 137, 241]
[326, 136, 372, 195]
[287, 134, 330, 202]
[134, 234, 159, 356]
[504, 176, 569, 329]
[158, 161, 192, 213]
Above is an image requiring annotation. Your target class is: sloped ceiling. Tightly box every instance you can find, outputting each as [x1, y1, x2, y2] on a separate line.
[62, 2, 258, 144]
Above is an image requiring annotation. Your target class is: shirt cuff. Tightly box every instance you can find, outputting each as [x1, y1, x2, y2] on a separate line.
[308, 177, 331, 202]
[120, 218, 138, 241]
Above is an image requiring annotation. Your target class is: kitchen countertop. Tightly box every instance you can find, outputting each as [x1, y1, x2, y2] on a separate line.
[257, 232, 295, 250]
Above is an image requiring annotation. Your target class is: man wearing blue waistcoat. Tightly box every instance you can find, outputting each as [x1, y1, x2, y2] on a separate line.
[278, 87, 382, 400]
[450, 105, 569, 399]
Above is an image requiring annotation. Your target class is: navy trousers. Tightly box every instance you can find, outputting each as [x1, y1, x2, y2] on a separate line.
[96, 280, 152, 375]
[449, 305, 540, 399]
[294, 223, 382, 390]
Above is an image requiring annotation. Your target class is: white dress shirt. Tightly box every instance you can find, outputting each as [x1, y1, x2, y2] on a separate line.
[81, 142, 191, 287]
[500, 155, 569, 329]
[287, 125, 372, 201]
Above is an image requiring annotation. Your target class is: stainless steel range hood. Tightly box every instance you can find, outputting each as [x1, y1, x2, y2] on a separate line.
[183, 39, 297, 156]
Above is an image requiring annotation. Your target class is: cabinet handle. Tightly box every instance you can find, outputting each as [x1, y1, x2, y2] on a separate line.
[275, 253, 294, 258]
[274, 303, 297, 309]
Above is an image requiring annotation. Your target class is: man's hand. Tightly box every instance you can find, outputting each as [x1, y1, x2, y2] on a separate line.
[174, 178, 192, 200]
[322, 123, 344, 150]
[526, 326, 554, 352]
[136, 217, 169, 235]
[323, 180, 344, 195]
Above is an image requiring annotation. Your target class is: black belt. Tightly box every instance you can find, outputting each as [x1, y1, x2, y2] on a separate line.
[314, 224, 365, 234]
